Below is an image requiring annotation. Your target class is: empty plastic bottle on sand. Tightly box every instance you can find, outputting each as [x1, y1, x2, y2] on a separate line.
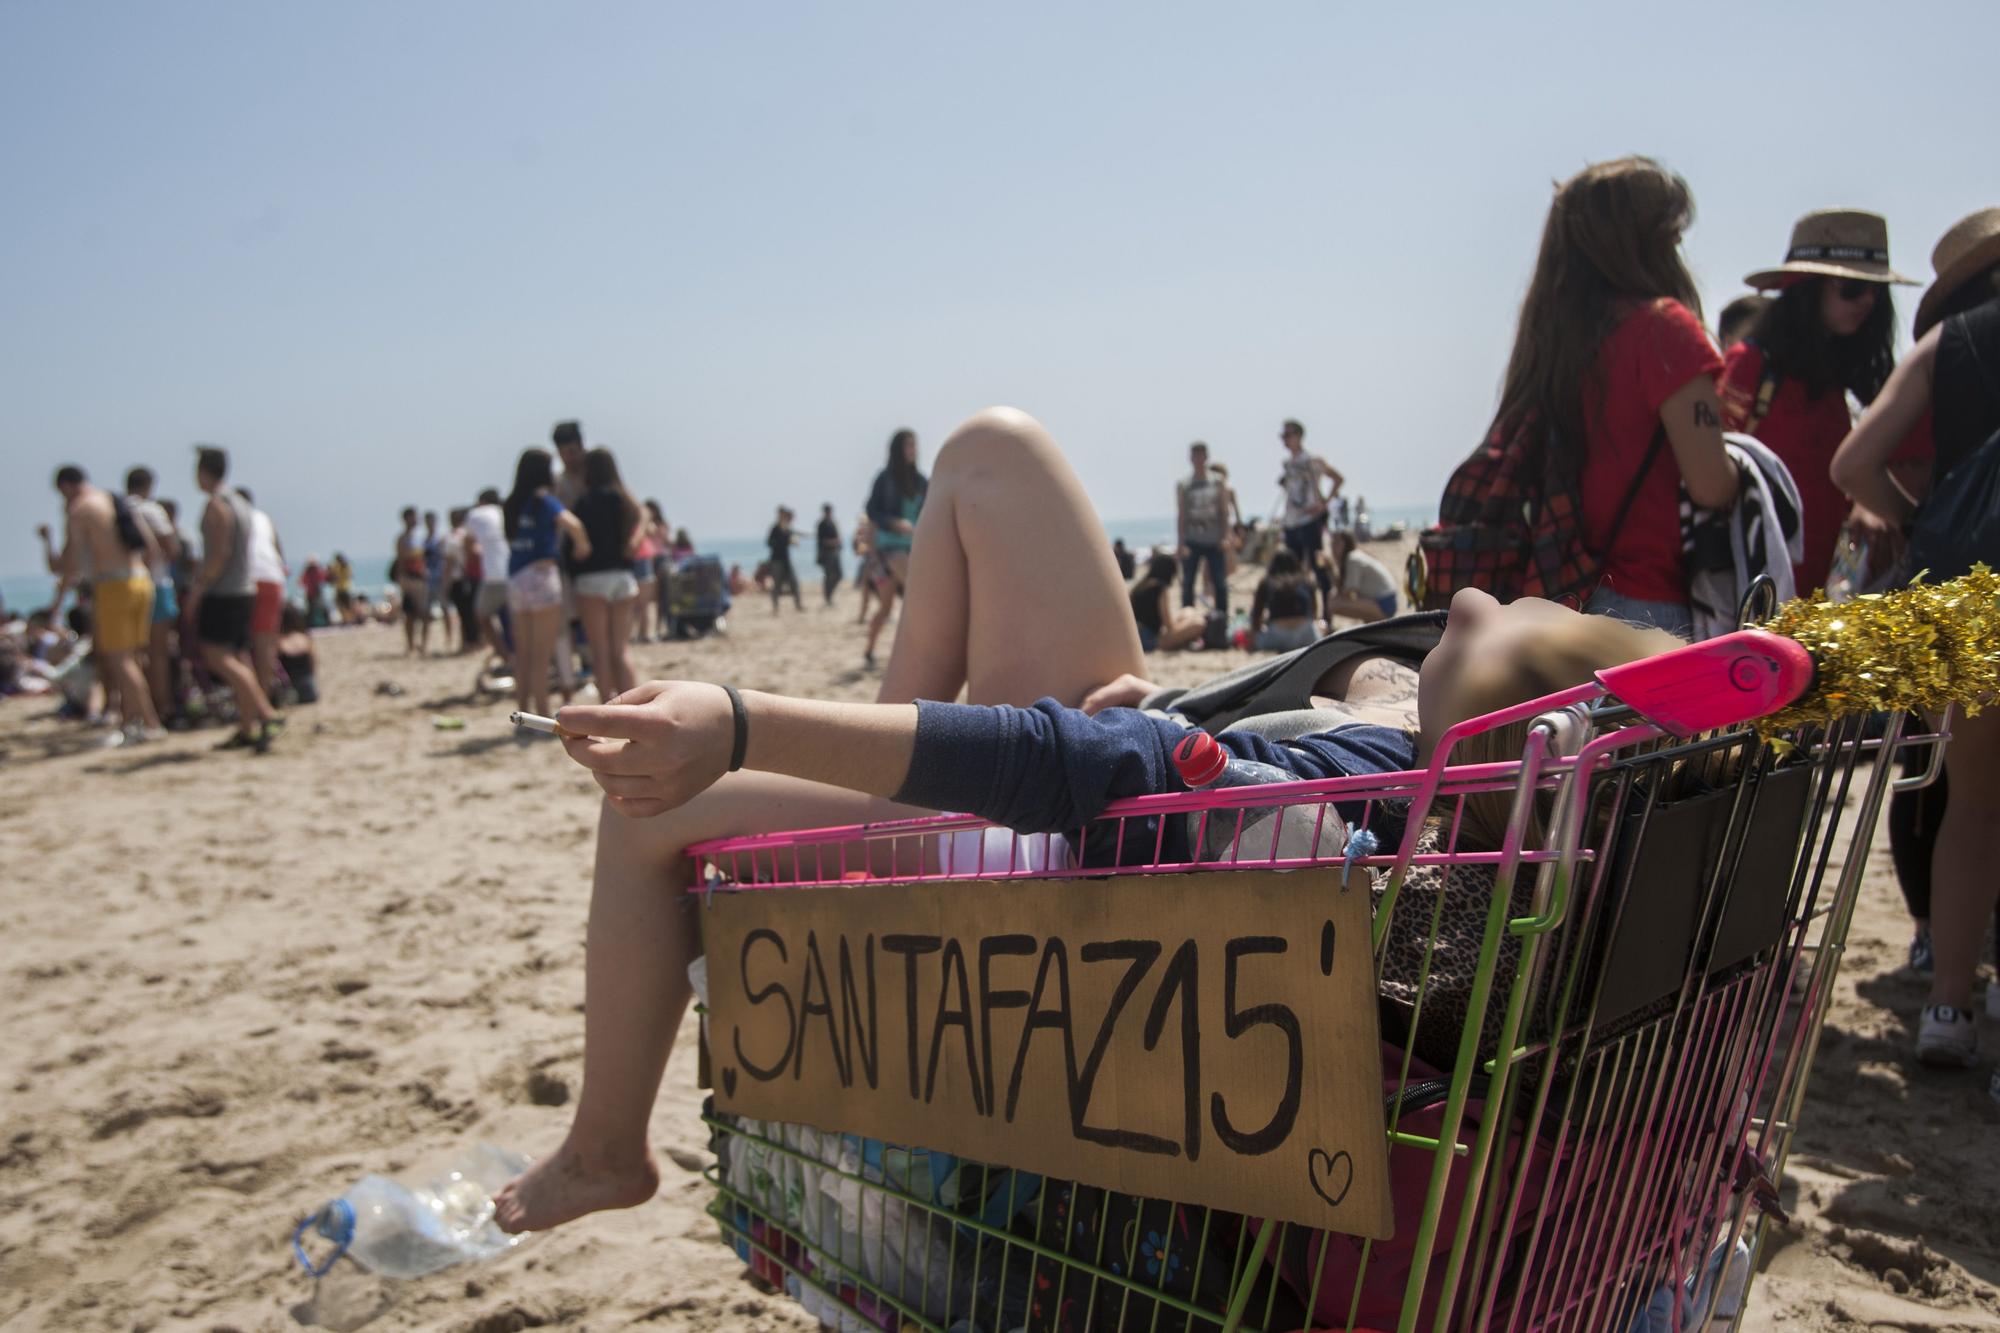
[1171, 730, 1336, 864]
[293, 1143, 530, 1280]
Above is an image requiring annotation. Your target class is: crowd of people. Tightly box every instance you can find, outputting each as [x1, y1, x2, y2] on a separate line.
[6, 448, 307, 752]
[1123, 423, 1403, 654]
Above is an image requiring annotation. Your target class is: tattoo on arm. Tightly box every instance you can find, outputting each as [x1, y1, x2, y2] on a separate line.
[1349, 658, 1419, 705]
[1693, 401, 1719, 429]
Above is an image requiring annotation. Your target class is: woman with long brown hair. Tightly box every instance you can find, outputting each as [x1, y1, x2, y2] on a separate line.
[570, 447, 644, 703]
[862, 428, 926, 668]
[503, 447, 591, 724]
[1493, 157, 1737, 636]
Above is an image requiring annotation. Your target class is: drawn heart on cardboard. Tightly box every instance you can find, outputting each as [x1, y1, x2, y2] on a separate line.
[1307, 1147, 1353, 1208]
[721, 1066, 738, 1098]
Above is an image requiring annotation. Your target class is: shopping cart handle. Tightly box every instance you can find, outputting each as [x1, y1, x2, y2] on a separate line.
[1594, 629, 1814, 737]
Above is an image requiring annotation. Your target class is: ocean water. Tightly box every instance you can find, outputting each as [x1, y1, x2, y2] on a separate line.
[1, 505, 1433, 617]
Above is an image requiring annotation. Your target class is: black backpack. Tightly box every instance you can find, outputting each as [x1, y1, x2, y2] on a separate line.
[1906, 424, 2000, 581]
[111, 495, 148, 554]
[1907, 329, 2000, 581]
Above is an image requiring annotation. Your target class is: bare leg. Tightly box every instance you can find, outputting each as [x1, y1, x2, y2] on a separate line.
[401, 582, 422, 654]
[1158, 607, 1208, 651]
[864, 584, 896, 660]
[252, 631, 279, 700]
[865, 584, 896, 662]
[99, 648, 155, 731]
[632, 581, 656, 642]
[1325, 594, 1388, 624]
[481, 603, 511, 680]
[1927, 709, 2000, 1010]
[604, 596, 636, 699]
[147, 621, 174, 721]
[878, 407, 1145, 708]
[577, 596, 614, 702]
[493, 774, 921, 1232]
[498, 407, 1149, 1232]
[514, 606, 557, 719]
[200, 643, 273, 733]
[552, 585, 577, 700]
[105, 650, 162, 732]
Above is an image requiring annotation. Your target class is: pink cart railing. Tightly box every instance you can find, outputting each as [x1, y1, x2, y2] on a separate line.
[686, 630, 1942, 1333]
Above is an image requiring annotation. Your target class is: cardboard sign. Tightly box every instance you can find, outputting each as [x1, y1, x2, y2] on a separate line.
[702, 868, 1392, 1239]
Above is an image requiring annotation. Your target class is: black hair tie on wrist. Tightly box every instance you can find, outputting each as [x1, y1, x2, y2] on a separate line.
[723, 684, 749, 773]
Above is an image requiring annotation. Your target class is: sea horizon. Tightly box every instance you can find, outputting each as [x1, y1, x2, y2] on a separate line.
[2, 503, 1435, 616]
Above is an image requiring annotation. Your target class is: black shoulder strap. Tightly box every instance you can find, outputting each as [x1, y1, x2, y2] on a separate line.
[1604, 423, 1671, 548]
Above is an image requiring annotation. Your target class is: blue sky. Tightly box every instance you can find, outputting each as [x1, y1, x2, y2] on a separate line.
[2, 0, 1991, 576]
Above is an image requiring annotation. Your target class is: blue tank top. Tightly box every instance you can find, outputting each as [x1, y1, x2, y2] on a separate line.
[508, 492, 565, 575]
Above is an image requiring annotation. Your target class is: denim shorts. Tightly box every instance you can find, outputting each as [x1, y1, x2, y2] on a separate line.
[1255, 621, 1320, 652]
[1584, 587, 1693, 638]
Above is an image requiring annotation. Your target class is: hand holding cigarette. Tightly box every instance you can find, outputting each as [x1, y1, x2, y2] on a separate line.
[530, 681, 738, 818]
[510, 711, 579, 739]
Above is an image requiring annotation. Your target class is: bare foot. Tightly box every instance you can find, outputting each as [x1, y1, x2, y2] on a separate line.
[492, 1141, 660, 1233]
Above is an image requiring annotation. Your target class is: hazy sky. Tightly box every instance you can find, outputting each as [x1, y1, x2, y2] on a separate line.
[3, 0, 1991, 573]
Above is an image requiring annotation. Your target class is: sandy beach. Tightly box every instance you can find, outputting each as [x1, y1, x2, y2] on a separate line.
[3, 550, 1998, 1333]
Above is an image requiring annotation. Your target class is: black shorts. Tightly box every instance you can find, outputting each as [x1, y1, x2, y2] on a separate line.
[197, 593, 254, 650]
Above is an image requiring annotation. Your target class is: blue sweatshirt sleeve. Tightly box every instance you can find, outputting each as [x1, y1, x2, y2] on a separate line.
[864, 470, 899, 532]
[892, 699, 1416, 840]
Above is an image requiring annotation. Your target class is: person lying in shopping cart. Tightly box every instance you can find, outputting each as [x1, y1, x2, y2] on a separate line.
[493, 407, 1677, 1235]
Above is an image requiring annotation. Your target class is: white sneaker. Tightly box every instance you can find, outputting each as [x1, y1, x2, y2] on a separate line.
[1917, 1004, 1978, 1068]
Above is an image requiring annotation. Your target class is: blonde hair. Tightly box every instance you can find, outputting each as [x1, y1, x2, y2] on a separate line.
[1444, 615, 1683, 850]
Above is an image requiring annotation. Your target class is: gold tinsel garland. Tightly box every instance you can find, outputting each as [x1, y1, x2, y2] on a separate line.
[1755, 566, 2000, 736]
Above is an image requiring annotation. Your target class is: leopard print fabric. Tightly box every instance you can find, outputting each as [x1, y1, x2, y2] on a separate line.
[1373, 823, 1540, 1073]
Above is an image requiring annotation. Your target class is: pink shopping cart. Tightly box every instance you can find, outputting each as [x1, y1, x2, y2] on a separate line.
[685, 627, 1946, 1333]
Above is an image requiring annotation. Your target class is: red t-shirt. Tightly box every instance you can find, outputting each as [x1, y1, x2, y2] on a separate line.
[1719, 341, 1853, 592]
[1578, 298, 1724, 604]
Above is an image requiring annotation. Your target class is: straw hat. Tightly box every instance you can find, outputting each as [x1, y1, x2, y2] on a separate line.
[1914, 206, 2000, 337]
[1743, 209, 1915, 290]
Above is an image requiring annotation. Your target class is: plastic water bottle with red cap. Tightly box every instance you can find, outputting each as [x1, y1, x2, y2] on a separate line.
[1171, 730, 1339, 864]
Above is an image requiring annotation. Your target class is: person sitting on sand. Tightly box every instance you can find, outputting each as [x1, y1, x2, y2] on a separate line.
[1248, 548, 1320, 652]
[1129, 551, 1208, 652]
[275, 603, 318, 706]
[490, 406, 1676, 1234]
[1325, 530, 1400, 623]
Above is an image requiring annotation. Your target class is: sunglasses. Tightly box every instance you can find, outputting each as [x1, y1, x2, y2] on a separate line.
[1836, 278, 1880, 301]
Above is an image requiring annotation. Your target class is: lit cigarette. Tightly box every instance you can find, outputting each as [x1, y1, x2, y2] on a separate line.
[510, 711, 573, 738]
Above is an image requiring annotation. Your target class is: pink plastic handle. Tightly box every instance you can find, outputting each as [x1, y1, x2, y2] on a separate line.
[1594, 629, 1813, 737]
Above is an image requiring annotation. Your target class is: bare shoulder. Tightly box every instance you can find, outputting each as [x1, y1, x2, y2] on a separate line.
[1307, 652, 1419, 731]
